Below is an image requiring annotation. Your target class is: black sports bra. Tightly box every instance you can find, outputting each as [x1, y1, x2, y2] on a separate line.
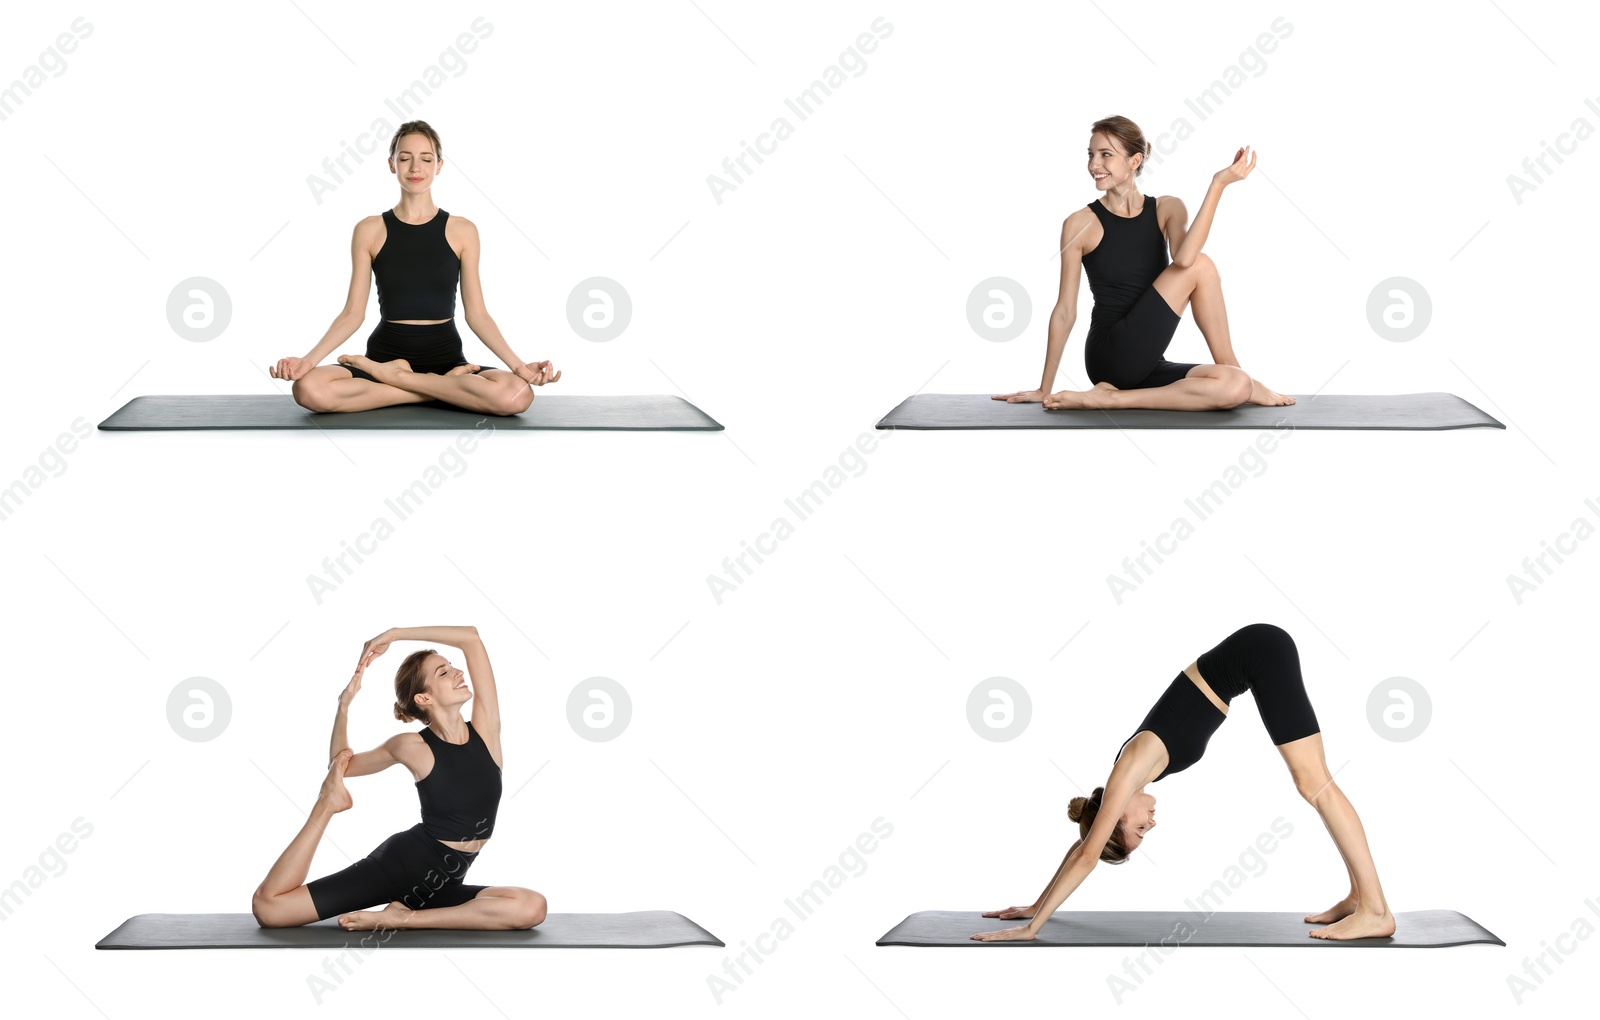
[415, 719, 502, 842]
[1115, 673, 1227, 782]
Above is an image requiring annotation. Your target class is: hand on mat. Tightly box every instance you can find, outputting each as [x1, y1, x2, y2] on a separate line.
[270, 357, 312, 381]
[971, 924, 1036, 942]
[982, 904, 1037, 920]
[1213, 145, 1256, 186]
[991, 389, 1045, 403]
[515, 360, 562, 387]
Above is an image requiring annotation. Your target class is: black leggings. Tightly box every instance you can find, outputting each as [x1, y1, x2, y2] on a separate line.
[1196, 623, 1321, 746]
[1084, 285, 1198, 389]
[341, 319, 503, 382]
[305, 823, 488, 920]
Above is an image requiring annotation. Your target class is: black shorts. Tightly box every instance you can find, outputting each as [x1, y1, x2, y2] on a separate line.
[1084, 286, 1197, 390]
[341, 319, 504, 382]
[305, 823, 487, 920]
[1196, 623, 1321, 747]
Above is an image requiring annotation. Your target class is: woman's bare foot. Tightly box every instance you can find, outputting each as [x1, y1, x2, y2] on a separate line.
[1309, 907, 1395, 940]
[1304, 895, 1358, 924]
[337, 900, 413, 931]
[1042, 389, 1102, 410]
[337, 355, 413, 386]
[1247, 378, 1295, 406]
[317, 749, 354, 814]
[444, 363, 479, 376]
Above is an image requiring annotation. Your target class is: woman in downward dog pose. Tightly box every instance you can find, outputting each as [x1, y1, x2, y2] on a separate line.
[994, 116, 1292, 411]
[251, 625, 546, 931]
[973, 623, 1395, 942]
[270, 120, 561, 415]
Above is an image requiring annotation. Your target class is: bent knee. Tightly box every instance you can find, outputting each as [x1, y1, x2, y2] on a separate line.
[1215, 367, 1251, 408]
[494, 385, 534, 416]
[519, 890, 548, 928]
[251, 892, 288, 928]
[291, 378, 335, 414]
[1191, 251, 1218, 277]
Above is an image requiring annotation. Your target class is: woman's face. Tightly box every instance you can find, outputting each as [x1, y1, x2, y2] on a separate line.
[416, 653, 470, 711]
[391, 133, 439, 189]
[1120, 792, 1157, 849]
[1087, 131, 1138, 189]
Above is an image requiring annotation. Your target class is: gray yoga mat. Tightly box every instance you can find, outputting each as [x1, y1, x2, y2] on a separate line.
[97, 910, 723, 949]
[98, 394, 723, 431]
[876, 393, 1503, 430]
[876, 909, 1502, 947]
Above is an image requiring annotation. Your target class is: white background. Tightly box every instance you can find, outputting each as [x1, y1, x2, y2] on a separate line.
[2, 1, 1595, 1017]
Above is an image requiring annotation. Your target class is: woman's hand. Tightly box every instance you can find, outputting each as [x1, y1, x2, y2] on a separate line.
[981, 904, 1037, 920]
[991, 389, 1045, 403]
[515, 361, 562, 387]
[270, 357, 313, 381]
[1213, 145, 1256, 187]
[337, 660, 364, 709]
[358, 629, 395, 671]
[971, 924, 1037, 942]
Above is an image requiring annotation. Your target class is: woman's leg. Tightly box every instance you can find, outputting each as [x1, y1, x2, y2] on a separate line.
[1046, 363, 1252, 410]
[1158, 255, 1293, 407]
[290, 364, 438, 414]
[336, 886, 548, 931]
[338, 357, 533, 416]
[1277, 733, 1396, 939]
[251, 751, 353, 928]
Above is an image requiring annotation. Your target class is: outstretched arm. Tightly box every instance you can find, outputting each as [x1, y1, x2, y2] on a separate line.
[973, 754, 1151, 941]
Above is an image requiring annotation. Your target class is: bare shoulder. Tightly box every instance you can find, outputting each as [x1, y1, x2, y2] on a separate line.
[388, 730, 428, 775]
[354, 214, 385, 260]
[446, 214, 477, 258]
[1157, 194, 1187, 223]
[1062, 206, 1101, 256]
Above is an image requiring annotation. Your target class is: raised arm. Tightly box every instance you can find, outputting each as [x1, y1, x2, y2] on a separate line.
[1167, 146, 1255, 269]
[378, 626, 501, 749]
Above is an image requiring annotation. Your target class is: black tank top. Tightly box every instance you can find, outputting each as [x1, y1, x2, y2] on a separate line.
[1115, 673, 1226, 782]
[372, 208, 461, 320]
[415, 720, 502, 842]
[1081, 196, 1168, 335]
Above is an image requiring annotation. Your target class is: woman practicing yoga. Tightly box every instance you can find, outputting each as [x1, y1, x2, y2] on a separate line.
[269, 121, 561, 416]
[994, 116, 1292, 411]
[251, 625, 547, 931]
[973, 623, 1395, 942]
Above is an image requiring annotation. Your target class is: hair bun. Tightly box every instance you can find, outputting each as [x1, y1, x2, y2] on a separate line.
[393, 701, 408, 722]
[1068, 787, 1107, 823]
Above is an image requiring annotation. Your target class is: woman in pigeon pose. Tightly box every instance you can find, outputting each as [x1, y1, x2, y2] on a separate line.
[251, 625, 546, 931]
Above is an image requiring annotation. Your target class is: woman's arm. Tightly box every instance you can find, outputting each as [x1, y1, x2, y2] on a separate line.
[455, 218, 525, 373]
[993, 212, 1090, 402]
[974, 748, 1155, 941]
[379, 626, 501, 751]
[1036, 231, 1083, 395]
[385, 625, 481, 648]
[273, 220, 378, 381]
[1168, 146, 1256, 269]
